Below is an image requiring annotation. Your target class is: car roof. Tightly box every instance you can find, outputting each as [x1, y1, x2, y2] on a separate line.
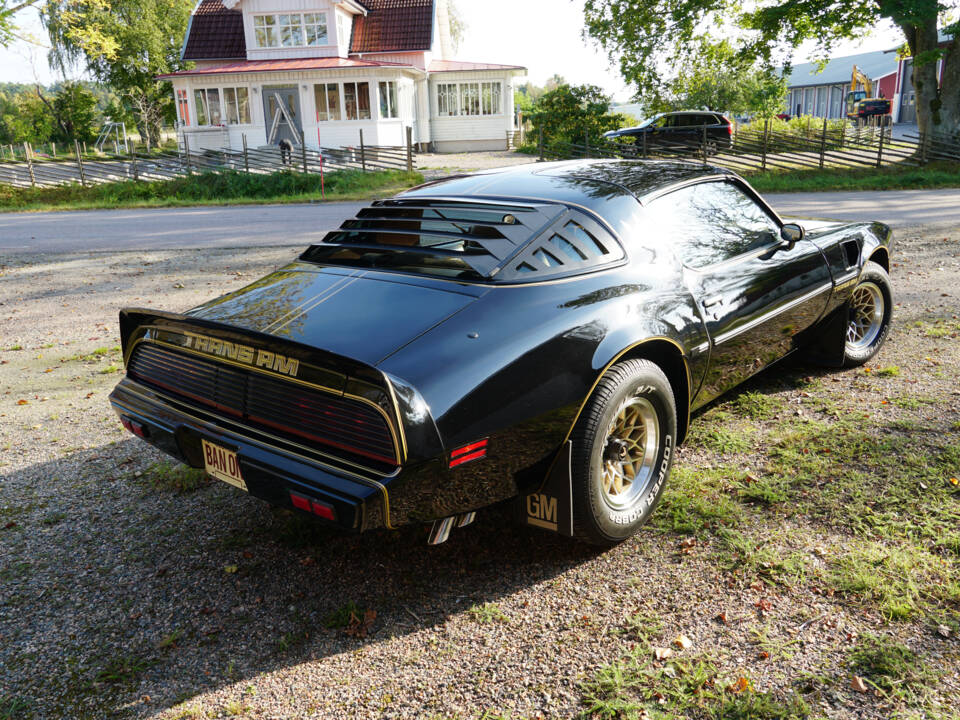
[399, 159, 734, 207]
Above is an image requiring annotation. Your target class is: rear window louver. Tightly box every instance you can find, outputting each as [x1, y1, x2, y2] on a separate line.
[300, 198, 623, 282]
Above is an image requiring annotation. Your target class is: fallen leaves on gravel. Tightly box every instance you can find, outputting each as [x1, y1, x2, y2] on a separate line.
[223, 564, 238, 574]
[851, 675, 869, 693]
[673, 634, 692, 650]
[937, 624, 951, 638]
[16, 399, 28, 405]
[345, 609, 377, 638]
[653, 647, 674, 660]
[727, 677, 752, 694]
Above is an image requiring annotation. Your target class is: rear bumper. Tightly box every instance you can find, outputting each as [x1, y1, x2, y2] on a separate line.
[109, 378, 391, 532]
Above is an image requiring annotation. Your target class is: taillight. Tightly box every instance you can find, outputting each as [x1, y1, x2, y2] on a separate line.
[289, 491, 336, 521]
[449, 438, 488, 468]
[120, 416, 148, 438]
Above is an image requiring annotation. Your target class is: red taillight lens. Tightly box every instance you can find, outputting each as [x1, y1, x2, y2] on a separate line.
[289, 491, 336, 521]
[120, 416, 148, 437]
[449, 438, 488, 468]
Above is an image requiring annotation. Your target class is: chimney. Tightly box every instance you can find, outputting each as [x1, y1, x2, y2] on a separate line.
[436, 0, 453, 60]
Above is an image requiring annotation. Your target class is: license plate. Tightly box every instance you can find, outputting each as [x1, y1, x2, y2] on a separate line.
[201, 439, 247, 492]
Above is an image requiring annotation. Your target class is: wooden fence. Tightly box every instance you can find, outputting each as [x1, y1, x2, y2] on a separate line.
[534, 120, 960, 174]
[0, 129, 417, 189]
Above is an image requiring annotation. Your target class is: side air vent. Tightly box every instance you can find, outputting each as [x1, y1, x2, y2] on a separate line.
[841, 239, 860, 269]
[506, 215, 624, 279]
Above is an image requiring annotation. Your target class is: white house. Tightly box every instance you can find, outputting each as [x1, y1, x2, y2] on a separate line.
[162, 0, 527, 153]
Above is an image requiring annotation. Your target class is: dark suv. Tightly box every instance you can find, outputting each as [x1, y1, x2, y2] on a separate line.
[604, 111, 733, 154]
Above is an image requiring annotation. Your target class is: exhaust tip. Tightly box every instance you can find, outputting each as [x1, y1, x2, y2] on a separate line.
[427, 516, 455, 545]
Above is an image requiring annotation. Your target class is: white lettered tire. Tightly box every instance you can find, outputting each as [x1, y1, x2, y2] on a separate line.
[570, 359, 677, 546]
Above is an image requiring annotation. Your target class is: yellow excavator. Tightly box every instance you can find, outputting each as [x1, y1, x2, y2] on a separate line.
[845, 65, 890, 122]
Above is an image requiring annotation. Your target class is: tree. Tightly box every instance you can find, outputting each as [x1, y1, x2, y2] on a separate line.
[42, 0, 193, 145]
[659, 39, 787, 117]
[527, 83, 631, 145]
[0, 0, 41, 46]
[583, 0, 960, 137]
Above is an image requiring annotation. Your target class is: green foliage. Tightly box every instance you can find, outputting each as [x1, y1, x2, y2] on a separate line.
[582, 0, 959, 134]
[526, 83, 630, 146]
[0, 169, 424, 211]
[0, 81, 104, 146]
[323, 601, 362, 629]
[43, 0, 194, 145]
[747, 162, 960, 194]
[656, 38, 787, 117]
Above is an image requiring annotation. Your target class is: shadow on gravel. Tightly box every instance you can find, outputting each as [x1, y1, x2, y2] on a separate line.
[0, 441, 600, 718]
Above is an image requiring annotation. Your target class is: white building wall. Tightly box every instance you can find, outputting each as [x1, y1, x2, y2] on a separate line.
[428, 70, 519, 151]
[241, 0, 345, 60]
[175, 67, 419, 151]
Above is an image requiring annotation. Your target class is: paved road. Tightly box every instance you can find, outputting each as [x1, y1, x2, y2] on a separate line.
[0, 202, 367, 253]
[1, 188, 959, 254]
[766, 188, 960, 229]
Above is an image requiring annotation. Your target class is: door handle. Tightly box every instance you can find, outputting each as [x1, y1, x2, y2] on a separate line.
[702, 295, 723, 309]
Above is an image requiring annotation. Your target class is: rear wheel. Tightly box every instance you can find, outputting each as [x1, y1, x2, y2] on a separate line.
[843, 260, 892, 367]
[570, 359, 677, 546]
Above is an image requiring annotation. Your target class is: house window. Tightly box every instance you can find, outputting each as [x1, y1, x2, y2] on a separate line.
[436, 81, 503, 117]
[314, 82, 341, 122]
[223, 87, 250, 124]
[176, 89, 190, 125]
[437, 83, 457, 116]
[379, 81, 398, 119]
[194, 88, 222, 125]
[343, 81, 371, 120]
[254, 13, 327, 48]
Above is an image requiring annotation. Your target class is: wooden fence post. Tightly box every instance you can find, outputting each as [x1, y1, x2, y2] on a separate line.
[83, 141, 87, 155]
[300, 130, 308, 174]
[131, 142, 139, 182]
[642, 130, 647, 159]
[819, 117, 828, 169]
[702, 124, 709, 163]
[876, 123, 886, 168]
[359, 128, 366, 172]
[761, 119, 769, 171]
[51, 142, 56, 158]
[405, 126, 413, 171]
[538, 127, 544, 161]
[584, 130, 589, 158]
[24, 143, 35, 187]
[242, 134, 249, 173]
[183, 133, 192, 175]
[73, 140, 86, 187]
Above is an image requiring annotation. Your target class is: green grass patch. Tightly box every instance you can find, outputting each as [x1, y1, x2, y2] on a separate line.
[653, 464, 744, 536]
[0, 169, 423, 212]
[748, 161, 960, 194]
[323, 601, 364, 629]
[467, 602, 509, 624]
[580, 647, 810, 719]
[731, 391, 782, 421]
[145, 461, 208, 494]
[848, 634, 938, 703]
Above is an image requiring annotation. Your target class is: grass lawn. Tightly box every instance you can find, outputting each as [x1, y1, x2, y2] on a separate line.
[0, 168, 424, 212]
[735, 162, 960, 193]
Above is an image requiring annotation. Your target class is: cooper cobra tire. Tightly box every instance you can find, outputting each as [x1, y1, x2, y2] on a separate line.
[570, 359, 677, 546]
[842, 260, 892, 367]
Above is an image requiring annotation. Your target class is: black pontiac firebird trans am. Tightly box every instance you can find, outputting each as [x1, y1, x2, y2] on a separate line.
[109, 160, 893, 546]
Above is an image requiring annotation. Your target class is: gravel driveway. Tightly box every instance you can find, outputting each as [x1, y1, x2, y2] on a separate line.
[1, 226, 958, 719]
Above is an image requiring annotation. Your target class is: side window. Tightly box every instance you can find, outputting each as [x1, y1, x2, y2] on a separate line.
[645, 182, 781, 268]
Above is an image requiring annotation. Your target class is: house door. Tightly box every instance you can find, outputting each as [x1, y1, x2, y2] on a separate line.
[899, 59, 916, 124]
[263, 86, 302, 146]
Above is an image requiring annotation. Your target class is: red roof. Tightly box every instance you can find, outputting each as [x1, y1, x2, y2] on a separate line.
[350, 0, 433, 53]
[160, 57, 415, 78]
[182, 0, 245, 61]
[428, 59, 526, 73]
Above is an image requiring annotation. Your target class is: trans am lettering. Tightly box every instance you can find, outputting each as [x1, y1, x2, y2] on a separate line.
[182, 331, 300, 377]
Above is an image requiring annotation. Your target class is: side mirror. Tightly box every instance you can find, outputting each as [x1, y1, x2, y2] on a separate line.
[780, 223, 805, 249]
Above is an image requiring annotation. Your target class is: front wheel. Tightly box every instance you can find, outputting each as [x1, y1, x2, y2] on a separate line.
[843, 260, 892, 366]
[570, 359, 677, 546]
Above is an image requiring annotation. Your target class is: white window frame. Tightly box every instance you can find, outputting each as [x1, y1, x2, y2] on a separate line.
[254, 12, 327, 48]
[435, 81, 504, 117]
[343, 81, 371, 121]
[379, 81, 399, 119]
[314, 82, 342, 122]
[194, 86, 251, 126]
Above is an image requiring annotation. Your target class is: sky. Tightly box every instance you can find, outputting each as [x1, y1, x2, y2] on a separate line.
[1, 0, 906, 100]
